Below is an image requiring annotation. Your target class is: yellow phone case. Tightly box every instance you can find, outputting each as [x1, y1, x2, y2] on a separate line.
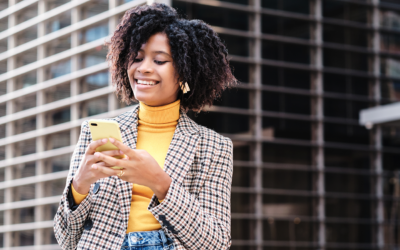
[88, 119, 125, 170]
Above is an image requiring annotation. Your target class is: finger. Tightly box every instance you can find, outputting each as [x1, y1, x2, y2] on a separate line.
[99, 150, 124, 157]
[108, 138, 136, 159]
[91, 163, 120, 176]
[94, 152, 126, 167]
[86, 138, 108, 155]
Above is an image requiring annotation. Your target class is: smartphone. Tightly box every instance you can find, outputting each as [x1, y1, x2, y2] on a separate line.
[88, 119, 125, 170]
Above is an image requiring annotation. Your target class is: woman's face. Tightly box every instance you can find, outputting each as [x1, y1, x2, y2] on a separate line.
[127, 32, 180, 107]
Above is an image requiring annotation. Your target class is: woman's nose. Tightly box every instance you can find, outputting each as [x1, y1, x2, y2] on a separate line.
[137, 59, 153, 74]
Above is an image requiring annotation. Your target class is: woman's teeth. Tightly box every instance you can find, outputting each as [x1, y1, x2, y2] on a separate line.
[137, 79, 158, 85]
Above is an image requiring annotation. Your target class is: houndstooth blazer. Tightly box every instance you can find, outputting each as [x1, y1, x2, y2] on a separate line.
[53, 105, 233, 250]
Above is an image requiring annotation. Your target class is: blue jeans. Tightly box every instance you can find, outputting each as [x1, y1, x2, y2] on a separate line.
[121, 229, 175, 250]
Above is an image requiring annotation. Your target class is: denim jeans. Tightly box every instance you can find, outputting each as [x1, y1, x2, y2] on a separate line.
[120, 229, 175, 250]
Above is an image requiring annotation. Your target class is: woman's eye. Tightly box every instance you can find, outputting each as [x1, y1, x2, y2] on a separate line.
[134, 58, 143, 63]
[154, 60, 167, 65]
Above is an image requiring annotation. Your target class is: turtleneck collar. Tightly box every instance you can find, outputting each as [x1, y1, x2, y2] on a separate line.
[138, 99, 180, 125]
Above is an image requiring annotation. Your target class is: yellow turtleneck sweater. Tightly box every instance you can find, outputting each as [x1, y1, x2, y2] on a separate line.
[71, 99, 180, 232]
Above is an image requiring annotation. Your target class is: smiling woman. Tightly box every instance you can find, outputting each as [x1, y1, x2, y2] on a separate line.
[53, 3, 236, 250]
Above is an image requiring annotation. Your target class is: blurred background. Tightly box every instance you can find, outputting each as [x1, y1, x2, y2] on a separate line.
[0, 0, 400, 249]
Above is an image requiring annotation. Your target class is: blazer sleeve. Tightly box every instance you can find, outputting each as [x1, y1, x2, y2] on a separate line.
[53, 121, 94, 250]
[148, 136, 233, 249]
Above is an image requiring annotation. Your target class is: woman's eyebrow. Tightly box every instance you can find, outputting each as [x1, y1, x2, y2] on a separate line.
[153, 51, 172, 57]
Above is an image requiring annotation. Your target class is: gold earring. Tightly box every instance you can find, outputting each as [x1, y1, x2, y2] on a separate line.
[179, 81, 190, 94]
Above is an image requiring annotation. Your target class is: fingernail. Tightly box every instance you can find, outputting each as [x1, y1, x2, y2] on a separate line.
[94, 152, 100, 156]
[109, 138, 115, 143]
[102, 138, 108, 143]
[92, 164, 97, 169]
[120, 150, 124, 155]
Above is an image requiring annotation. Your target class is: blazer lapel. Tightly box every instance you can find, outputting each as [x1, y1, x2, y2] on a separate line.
[115, 106, 138, 230]
[163, 112, 200, 184]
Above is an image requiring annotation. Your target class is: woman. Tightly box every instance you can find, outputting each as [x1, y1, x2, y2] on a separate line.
[53, 3, 236, 250]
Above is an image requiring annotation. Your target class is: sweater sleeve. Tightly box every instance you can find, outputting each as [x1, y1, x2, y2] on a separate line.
[148, 137, 233, 249]
[71, 183, 89, 205]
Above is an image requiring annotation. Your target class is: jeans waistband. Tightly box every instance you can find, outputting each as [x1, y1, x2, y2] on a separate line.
[121, 229, 173, 249]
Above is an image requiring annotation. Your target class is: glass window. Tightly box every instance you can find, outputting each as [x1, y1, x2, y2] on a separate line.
[0, 146, 4, 161]
[15, 139, 36, 156]
[326, 172, 371, 194]
[12, 184, 35, 202]
[14, 117, 36, 135]
[324, 73, 370, 96]
[324, 98, 370, 119]
[381, 79, 400, 103]
[233, 141, 251, 161]
[176, 3, 249, 31]
[44, 179, 65, 197]
[188, 112, 250, 134]
[46, 10, 71, 34]
[0, 81, 6, 95]
[384, 199, 400, 223]
[43, 227, 58, 244]
[383, 152, 400, 172]
[326, 222, 373, 244]
[80, 0, 109, 20]
[326, 197, 373, 219]
[12, 162, 36, 180]
[262, 117, 311, 141]
[382, 125, 400, 148]
[324, 123, 370, 145]
[80, 71, 109, 93]
[262, 66, 310, 89]
[0, 104, 5, 117]
[12, 207, 34, 224]
[381, 9, 400, 31]
[262, 15, 310, 39]
[263, 194, 315, 216]
[263, 144, 311, 165]
[263, 92, 311, 115]
[14, 94, 36, 112]
[16, 4, 38, 25]
[262, 0, 310, 14]
[0, 124, 5, 139]
[80, 47, 107, 68]
[382, 173, 398, 196]
[45, 36, 71, 57]
[322, 0, 369, 24]
[0, 16, 7, 33]
[12, 230, 34, 247]
[15, 49, 37, 68]
[45, 154, 72, 173]
[0, 39, 7, 53]
[46, 59, 71, 80]
[16, 25, 38, 46]
[382, 58, 400, 80]
[323, 48, 369, 71]
[0, 60, 6, 74]
[214, 88, 249, 109]
[45, 83, 71, 103]
[263, 219, 317, 242]
[46, 0, 70, 11]
[230, 61, 249, 83]
[263, 169, 313, 190]
[232, 166, 255, 187]
[231, 193, 256, 213]
[323, 23, 369, 47]
[46, 108, 71, 126]
[46, 131, 70, 150]
[231, 219, 256, 240]
[381, 32, 400, 53]
[325, 148, 370, 169]
[15, 71, 37, 90]
[219, 34, 250, 57]
[80, 22, 109, 44]
[262, 41, 310, 64]
[80, 96, 108, 118]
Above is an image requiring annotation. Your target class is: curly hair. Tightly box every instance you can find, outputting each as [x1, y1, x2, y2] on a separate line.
[105, 3, 237, 112]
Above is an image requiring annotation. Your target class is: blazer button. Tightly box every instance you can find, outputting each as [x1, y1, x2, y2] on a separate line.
[93, 183, 100, 194]
[84, 218, 93, 230]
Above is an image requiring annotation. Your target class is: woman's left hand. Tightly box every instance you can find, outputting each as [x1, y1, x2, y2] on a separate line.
[92, 138, 172, 200]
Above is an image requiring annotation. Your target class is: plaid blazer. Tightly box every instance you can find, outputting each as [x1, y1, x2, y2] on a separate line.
[53, 105, 233, 250]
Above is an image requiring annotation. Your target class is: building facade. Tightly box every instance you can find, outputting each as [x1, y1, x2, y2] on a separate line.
[0, 0, 400, 249]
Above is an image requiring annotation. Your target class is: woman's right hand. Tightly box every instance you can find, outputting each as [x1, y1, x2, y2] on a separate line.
[72, 138, 123, 194]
